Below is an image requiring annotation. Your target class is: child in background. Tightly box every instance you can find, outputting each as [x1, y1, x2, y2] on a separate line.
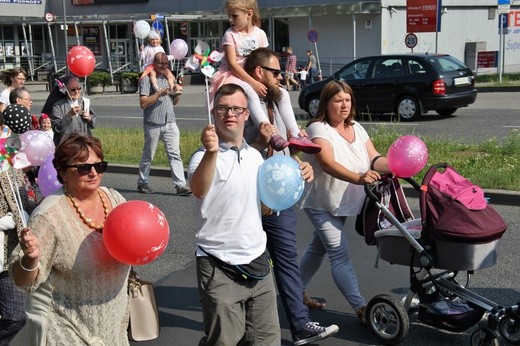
[298, 66, 308, 90]
[210, 0, 320, 153]
[39, 113, 53, 140]
[139, 29, 176, 93]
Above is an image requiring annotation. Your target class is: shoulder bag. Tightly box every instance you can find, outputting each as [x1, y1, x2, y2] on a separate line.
[128, 268, 160, 341]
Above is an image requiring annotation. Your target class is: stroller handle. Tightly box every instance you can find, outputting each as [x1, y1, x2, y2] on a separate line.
[363, 174, 420, 203]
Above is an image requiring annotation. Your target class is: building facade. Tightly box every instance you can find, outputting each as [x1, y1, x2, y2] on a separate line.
[0, 1, 518, 80]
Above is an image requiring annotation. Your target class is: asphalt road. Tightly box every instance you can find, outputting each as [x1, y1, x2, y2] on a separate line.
[28, 83, 520, 145]
[95, 172, 519, 346]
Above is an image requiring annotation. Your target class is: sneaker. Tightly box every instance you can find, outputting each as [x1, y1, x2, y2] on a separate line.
[292, 322, 339, 345]
[137, 183, 154, 194]
[269, 134, 290, 151]
[288, 136, 321, 154]
[176, 185, 192, 196]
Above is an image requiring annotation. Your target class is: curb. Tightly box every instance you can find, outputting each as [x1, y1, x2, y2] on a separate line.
[106, 164, 519, 207]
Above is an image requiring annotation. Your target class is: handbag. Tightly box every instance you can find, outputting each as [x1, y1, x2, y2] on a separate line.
[128, 268, 160, 341]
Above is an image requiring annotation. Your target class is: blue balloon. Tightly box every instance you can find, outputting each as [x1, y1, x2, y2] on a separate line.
[257, 155, 305, 212]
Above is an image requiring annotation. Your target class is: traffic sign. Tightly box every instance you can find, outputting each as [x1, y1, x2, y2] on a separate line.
[405, 33, 418, 49]
[498, 0, 510, 14]
[45, 12, 55, 22]
[307, 29, 318, 43]
[152, 21, 164, 38]
[499, 13, 509, 33]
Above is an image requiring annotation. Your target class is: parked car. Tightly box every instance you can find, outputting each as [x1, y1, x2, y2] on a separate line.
[298, 53, 478, 120]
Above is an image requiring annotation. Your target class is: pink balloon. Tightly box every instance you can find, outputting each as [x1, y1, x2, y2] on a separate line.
[67, 46, 96, 77]
[169, 39, 188, 60]
[37, 154, 62, 197]
[19, 130, 55, 166]
[387, 135, 428, 178]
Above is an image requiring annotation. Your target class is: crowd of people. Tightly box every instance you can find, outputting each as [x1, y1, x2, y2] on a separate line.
[0, 0, 389, 344]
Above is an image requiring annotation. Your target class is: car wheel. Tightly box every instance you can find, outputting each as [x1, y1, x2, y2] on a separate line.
[307, 96, 320, 118]
[436, 108, 457, 117]
[397, 95, 420, 121]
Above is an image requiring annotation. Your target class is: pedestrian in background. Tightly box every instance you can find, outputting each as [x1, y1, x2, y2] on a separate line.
[298, 66, 308, 90]
[306, 50, 318, 84]
[137, 52, 191, 196]
[284, 47, 299, 91]
[0, 67, 27, 114]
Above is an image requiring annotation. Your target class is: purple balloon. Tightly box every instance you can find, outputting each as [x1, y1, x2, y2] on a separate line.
[37, 154, 62, 197]
[19, 130, 55, 166]
[169, 39, 188, 60]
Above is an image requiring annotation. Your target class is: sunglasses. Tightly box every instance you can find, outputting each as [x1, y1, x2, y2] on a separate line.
[65, 161, 108, 175]
[69, 87, 82, 93]
[260, 66, 282, 77]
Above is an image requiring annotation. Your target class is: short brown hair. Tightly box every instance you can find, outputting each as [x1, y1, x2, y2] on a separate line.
[307, 80, 357, 127]
[53, 133, 104, 184]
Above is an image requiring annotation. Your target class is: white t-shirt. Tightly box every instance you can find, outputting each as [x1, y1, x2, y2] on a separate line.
[299, 70, 308, 81]
[188, 142, 266, 265]
[299, 121, 371, 216]
[0, 88, 11, 106]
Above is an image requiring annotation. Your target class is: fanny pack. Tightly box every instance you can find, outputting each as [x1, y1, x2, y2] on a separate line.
[200, 248, 272, 281]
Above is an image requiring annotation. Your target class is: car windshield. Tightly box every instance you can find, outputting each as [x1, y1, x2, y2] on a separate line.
[427, 56, 468, 72]
[338, 59, 370, 80]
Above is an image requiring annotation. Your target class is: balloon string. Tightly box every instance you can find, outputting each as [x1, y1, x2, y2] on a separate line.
[6, 167, 27, 229]
[205, 76, 211, 125]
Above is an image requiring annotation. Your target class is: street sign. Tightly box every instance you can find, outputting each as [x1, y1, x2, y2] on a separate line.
[152, 21, 164, 38]
[498, 0, 510, 14]
[45, 12, 55, 22]
[307, 29, 318, 43]
[499, 13, 509, 33]
[405, 33, 418, 48]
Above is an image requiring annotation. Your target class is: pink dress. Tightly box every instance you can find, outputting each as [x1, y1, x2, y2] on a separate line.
[209, 26, 268, 97]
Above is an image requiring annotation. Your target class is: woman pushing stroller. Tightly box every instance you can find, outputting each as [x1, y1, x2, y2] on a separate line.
[298, 80, 390, 323]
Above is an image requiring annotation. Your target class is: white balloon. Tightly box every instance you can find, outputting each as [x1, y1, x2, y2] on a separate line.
[133, 20, 151, 39]
[169, 39, 188, 60]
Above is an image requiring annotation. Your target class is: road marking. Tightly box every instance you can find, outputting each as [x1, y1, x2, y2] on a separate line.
[504, 125, 520, 128]
[359, 122, 421, 126]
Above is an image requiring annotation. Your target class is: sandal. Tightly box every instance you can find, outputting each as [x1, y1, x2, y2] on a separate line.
[355, 305, 367, 325]
[303, 291, 326, 310]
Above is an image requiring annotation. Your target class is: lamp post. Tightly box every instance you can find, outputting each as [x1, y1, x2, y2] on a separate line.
[62, 0, 68, 73]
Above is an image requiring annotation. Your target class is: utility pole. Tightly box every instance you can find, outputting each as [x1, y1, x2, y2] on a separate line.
[62, 0, 69, 73]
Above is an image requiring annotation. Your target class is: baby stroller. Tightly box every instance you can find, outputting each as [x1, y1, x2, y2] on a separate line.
[356, 163, 519, 345]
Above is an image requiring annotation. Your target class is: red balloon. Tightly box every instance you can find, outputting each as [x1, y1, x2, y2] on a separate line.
[67, 46, 96, 77]
[103, 201, 170, 265]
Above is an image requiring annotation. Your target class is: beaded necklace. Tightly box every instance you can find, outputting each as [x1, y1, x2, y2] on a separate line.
[67, 189, 108, 232]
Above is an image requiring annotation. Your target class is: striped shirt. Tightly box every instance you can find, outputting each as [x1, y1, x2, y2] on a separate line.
[139, 75, 176, 124]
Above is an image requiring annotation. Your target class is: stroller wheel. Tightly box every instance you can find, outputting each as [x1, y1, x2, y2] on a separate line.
[470, 329, 499, 346]
[499, 314, 520, 344]
[366, 294, 409, 345]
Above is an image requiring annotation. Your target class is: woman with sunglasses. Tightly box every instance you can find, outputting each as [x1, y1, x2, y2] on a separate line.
[50, 76, 96, 145]
[9, 133, 131, 345]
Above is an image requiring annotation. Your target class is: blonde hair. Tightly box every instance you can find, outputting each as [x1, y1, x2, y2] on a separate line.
[225, 0, 261, 27]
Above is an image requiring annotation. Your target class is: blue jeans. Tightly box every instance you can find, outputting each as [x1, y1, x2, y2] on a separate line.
[263, 208, 310, 335]
[299, 209, 365, 310]
[138, 122, 186, 188]
[197, 256, 280, 345]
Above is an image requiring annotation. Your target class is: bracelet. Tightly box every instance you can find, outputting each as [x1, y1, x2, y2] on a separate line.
[370, 155, 382, 170]
[19, 258, 39, 272]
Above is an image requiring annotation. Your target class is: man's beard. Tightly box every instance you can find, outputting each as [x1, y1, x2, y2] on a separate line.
[265, 84, 282, 103]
